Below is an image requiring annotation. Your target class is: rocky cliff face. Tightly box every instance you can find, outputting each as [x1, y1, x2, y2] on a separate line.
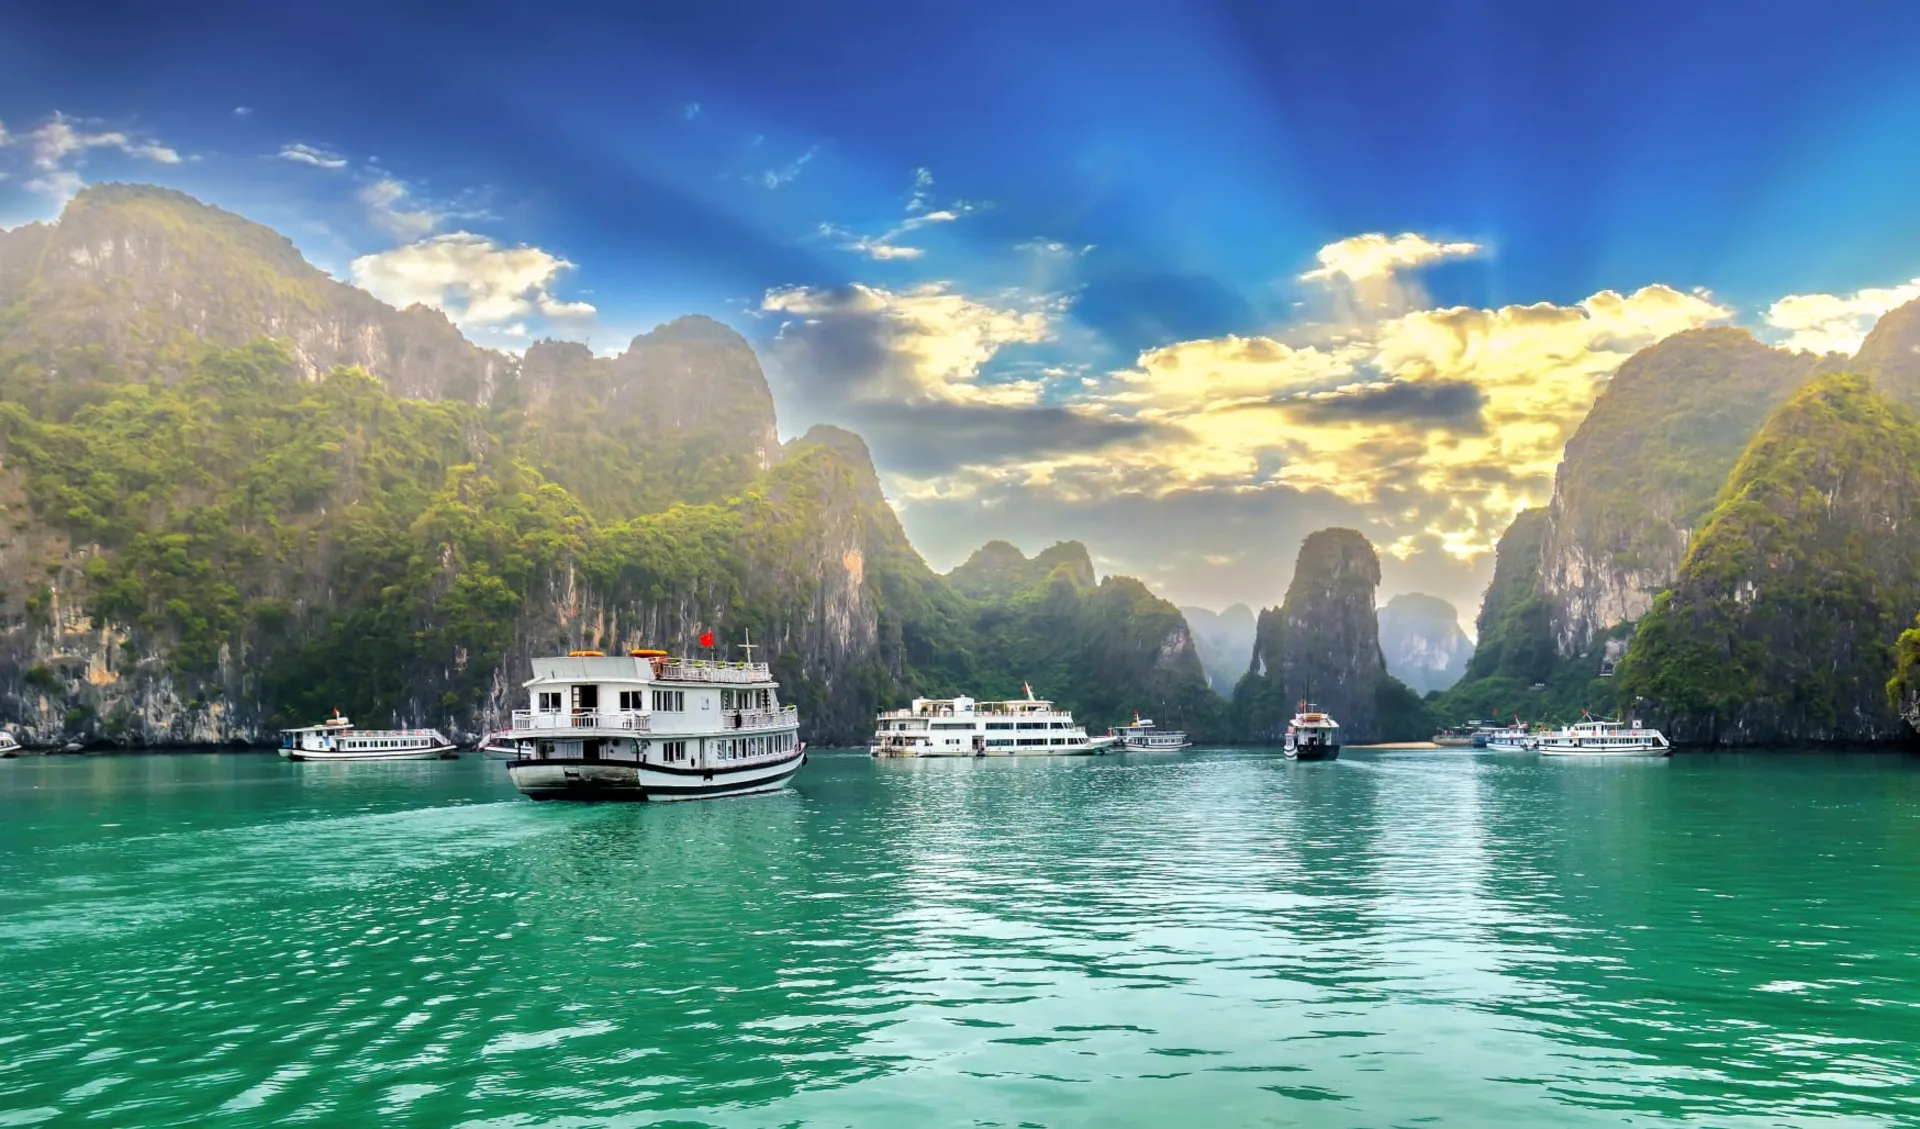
[1181, 604, 1256, 696]
[0, 184, 510, 403]
[1617, 373, 1920, 744]
[1235, 529, 1428, 743]
[1538, 328, 1822, 657]
[1848, 296, 1920, 408]
[1376, 593, 1472, 695]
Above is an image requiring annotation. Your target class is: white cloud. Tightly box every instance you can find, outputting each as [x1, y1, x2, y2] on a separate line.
[279, 143, 347, 170]
[349, 232, 597, 328]
[683, 102, 702, 120]
[1300, 232, 1482, 284]
[0, 113, 183, 203]
[358, 177, 439, 240]
[821, 168, 978, 261]
[233, 106, 253, 118]
[757, 145, 818, 189]
[1763, 280, 1920, 355]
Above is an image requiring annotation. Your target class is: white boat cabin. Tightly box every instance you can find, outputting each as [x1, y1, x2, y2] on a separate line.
[511, 650, 800, 768]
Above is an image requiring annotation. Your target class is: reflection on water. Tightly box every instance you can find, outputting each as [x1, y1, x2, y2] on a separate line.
[0, 748, 1916, 1126]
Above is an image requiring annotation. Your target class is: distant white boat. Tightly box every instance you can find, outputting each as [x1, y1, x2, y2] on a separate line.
[871, 683, 1117, 757]
[1110, 711, 1192, 751]
[1536, 717, 1670, 757]
[475, 729, 518, 758]
[280, 712, 456, 761]
[0, 730, 19, 757]
[1484, 720, 1536, 752]
[1283, 704, 1340, 761]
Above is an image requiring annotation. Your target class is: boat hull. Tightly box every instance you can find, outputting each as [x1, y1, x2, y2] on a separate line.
[1283, 743, 1341, 761]
[869, 740, 1118, 758]
[1484, 740, 1535, 753]
[508, 748, 806, 801]
[1116, 740, 1194, 752]
[1538, 744, 1669, 758]
[282, 744, 455, 762]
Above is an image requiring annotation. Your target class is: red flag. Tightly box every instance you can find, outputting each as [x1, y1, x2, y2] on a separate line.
[699, 631, 715, 648]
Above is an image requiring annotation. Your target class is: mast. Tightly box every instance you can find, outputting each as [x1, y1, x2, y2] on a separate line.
[738, 628, 759, 665]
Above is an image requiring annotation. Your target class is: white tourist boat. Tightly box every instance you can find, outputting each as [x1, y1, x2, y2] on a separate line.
[503, 645, 805, 801]
[279, 712, 457, 761]
[869, 683, 1117, 757]
[475, 728, 518, 758]
[1283, 704, 1341, 761]
[1484, 719, 1537, 752]
[1109, 711, 1193, 751]
[1536, 716, 1671, 757]
[0, 729, 20, 756]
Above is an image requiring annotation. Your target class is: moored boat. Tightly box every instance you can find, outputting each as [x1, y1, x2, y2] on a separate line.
[475, 728, 518, 758]
[1483, 721, 1536, 752]
[1431, 724, 1479, 747]
[1536, 716, 1670, 757]
[504, 644, 805, 801]
[1283, 704, 1341, 761]
[870, 683, 1117, 756]
[0, 730, 20, 757]
[1109, 711, 1193, 752]
[280, 712, 457, 761]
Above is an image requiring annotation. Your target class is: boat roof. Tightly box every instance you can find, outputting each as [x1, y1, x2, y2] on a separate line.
[1292, 713, 1340, 726]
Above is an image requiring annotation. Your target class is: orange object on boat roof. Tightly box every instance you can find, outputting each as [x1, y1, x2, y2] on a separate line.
[567, 649, 606, 657]
[630, 649, 668, 658]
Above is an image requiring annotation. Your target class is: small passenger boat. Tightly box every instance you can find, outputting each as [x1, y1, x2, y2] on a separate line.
[1110, 711, 1193, 752]
[1283, 704, 1341, 761]
[279, 711, 457, 761]
[1536, 716, 1670, 757]
[0, 730, 20, 757]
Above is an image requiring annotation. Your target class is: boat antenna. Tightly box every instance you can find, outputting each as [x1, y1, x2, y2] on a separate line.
[739, 628, 759, 664]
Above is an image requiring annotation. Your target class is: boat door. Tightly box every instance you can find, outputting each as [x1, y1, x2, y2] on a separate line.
[572, 683, 598, 720]
[972, 734, 986, 757]
[583, 738, 604, 761]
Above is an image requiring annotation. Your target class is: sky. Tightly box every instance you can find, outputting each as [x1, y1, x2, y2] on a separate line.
[7, 0, 1920, 625]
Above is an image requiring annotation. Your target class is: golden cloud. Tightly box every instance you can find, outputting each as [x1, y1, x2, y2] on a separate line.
[1764, 280, 1920, 355]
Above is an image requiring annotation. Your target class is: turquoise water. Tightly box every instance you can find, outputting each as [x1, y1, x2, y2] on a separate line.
[1, 748, 1918, 1127]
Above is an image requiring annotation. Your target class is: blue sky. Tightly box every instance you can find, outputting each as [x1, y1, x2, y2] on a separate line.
[7, 0, 1920, 620]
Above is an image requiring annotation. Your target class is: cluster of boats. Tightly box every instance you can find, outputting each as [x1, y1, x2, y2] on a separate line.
[1434, 716, 1671, 757]
[4, 635, 1665, 804]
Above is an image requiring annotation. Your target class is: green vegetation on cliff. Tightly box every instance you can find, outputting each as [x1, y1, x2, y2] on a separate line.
[941, 541, 1220, 735]
[1616, 373, 1920, 743]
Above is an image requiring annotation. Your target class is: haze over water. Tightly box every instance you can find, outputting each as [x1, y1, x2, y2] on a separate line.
[1, 750, 1916, 1127]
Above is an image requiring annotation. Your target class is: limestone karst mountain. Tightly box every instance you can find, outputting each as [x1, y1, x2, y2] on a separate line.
[1620, 373, 1920, 744]
[1376, 593, 1472, 696]
[1181, 603, 1257, 696]
[1232, 529, 1431, 744]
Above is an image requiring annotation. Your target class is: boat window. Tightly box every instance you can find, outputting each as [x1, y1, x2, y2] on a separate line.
[618, 690, 642, 711]
[651, 690, 685, 712]
[538, 692, 562, 712]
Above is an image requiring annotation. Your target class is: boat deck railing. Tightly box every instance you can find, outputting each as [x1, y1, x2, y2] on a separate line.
[653, 660, 771, 684]
[722, 706, 800, 731]
[512, 709, 653, 732]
